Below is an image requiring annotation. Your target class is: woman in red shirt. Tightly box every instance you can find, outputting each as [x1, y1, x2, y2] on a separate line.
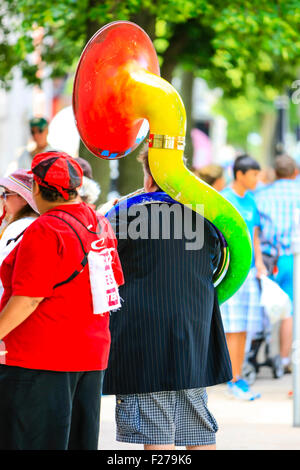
[0, 151, 124, 450]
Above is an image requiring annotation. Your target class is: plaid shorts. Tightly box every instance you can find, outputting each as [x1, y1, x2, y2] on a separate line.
[115, 388, 218, 446]
[220, 267, 264, 334]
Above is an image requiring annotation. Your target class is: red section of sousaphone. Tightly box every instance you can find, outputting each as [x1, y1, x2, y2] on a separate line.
[72, 21, 160, 159]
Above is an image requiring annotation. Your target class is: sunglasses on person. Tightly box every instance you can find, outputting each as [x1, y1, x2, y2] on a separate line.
[31, 128, 45, 135]
[0, 191, 18, 200]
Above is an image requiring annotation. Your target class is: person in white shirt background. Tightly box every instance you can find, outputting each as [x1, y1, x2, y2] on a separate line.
[0, 170, 39, 297]
[17, 117, 53, 170]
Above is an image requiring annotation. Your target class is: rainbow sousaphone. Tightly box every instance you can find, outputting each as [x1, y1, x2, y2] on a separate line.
[72, 21, 252, 303]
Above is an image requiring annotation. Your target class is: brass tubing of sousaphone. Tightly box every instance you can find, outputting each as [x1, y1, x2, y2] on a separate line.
[117, 63, 252, 303]
[73, 22, 252, 303]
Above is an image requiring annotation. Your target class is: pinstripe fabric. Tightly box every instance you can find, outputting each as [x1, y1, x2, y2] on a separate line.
[103, 202, 232, 395]
[255, 179, 300, 256]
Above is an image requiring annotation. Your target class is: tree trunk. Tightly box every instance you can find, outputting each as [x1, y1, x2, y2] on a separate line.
[260, 112, 277, 166]
[117, 142, 145, 197]
[86, 0, 103, 40]
[160, 23, 190, 82]
[178, 69, 194, 166]
[131, 11, 156, 40]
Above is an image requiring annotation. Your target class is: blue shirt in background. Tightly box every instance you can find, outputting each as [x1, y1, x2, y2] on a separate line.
[221, 186, 260, 267]
[255, 179, 300, 256]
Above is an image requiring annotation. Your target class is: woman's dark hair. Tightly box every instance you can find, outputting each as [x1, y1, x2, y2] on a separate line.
[39, 185, 78, 202]
[10, 204, 38, 224]
[233, 154, 261, 179]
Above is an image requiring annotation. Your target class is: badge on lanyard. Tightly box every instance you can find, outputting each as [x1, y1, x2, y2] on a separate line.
[88, 248, 121, 315]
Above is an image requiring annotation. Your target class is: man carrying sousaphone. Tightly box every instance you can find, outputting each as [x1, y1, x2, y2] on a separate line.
[73, 21, 253, 450]
[103, 145, 232, 450]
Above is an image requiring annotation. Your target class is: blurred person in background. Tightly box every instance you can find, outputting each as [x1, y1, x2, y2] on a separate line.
[17, 117, 53, 169]
[75, 156, 117, 215]
[75, 156, 101, 210]
[254, 167, 276, 193]
[0, 170, 38, 298]
[76, 157, 93, 180]
[194, 164, 226, 192]
[78, 177, 101, 210]
[255, 155, 300, 374]
[221, 154, 267, 400]
[259, 167, 276, 186]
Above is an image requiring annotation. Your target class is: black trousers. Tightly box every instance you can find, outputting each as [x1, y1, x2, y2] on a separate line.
[0, 365, 104, 450]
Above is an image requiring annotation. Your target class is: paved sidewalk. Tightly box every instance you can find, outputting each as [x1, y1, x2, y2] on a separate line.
[99, 370, 300, 450]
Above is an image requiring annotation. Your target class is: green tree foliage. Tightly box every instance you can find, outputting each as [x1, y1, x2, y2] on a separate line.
[1, 0, 300, 195]
[213, 74, 278, 150]
[2, 0, 300, 93]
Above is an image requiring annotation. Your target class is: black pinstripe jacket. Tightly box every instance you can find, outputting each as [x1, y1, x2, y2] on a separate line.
[103, 201, 232, 394]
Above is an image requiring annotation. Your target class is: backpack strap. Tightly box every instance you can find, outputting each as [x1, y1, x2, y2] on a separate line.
[53, 255, 89, 289]
[49, 207, 103, 235]
[6, 229, 26, 246]
[46, 214, 89, 289]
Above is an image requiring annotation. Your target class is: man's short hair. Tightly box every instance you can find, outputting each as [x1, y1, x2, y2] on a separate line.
[137, 145, 151, 176]
[137, 145, 162, 191]
[38, 184, 78, 202]
[233, 154, 261, 179]
[274, 154, 297, 179]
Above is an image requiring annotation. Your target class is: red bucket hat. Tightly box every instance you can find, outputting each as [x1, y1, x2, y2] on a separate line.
[31, 151, 83, 200]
